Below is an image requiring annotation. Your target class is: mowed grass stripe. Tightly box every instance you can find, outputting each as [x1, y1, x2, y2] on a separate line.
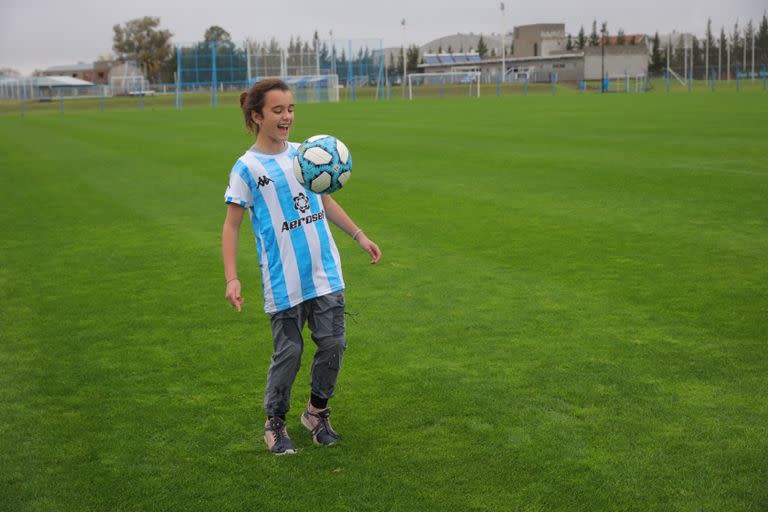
[1, 92, 767, 511]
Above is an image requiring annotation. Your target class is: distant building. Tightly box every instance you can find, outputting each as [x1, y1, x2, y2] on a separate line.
[513, 24, 567, 58]
[600, 34, 648, 47]
[417, 24, 649, 83]
[42, 62, 111, 84]
[0, 75, 97, 100]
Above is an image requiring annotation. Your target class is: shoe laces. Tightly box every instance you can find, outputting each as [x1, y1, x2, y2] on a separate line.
[309, 408, 336, 437]
[268, 417, 287, 442]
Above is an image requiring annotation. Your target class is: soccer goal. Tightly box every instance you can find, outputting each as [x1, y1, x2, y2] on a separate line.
[407, 72, 481, 100]
[605, 73, 647, 93]
[109, 61, 150, 96]
[248, 75, 340, 103]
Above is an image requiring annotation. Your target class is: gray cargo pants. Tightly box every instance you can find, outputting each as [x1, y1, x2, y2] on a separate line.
[264, 291, 346, 417]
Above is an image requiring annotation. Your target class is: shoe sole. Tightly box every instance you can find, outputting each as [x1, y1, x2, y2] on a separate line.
[301, 414, 338, 446]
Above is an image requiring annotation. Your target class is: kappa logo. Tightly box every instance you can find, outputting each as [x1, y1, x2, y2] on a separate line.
[293, 192, 310, 213]
[256, 175, 274, 189]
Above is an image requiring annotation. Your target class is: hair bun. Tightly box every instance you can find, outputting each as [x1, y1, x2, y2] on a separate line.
[239, 91, 248, 109]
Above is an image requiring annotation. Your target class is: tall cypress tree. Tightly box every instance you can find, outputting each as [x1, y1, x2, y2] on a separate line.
[477, 35, 488, 58]
[651, 32, 664, 72]
[719, 27, 727, 76]
[577, 25, 586, 49]
[758, 13, 768, 66]
[705, 19, 716, 52]
[731, 21, 742, 71]
[589, 20, 600, 47]
[745, 20, 755, 71]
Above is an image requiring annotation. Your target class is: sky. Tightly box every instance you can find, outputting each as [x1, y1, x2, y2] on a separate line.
[1, 0, 765, 74]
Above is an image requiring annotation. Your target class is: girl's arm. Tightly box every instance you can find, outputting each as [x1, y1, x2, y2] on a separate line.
[222, 203, 246, 311]
[322, 195, 382, 264]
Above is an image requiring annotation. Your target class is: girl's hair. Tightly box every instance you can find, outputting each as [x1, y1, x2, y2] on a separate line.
[239, 78, 291, 133]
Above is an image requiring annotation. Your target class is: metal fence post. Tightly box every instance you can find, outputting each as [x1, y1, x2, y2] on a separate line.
[688, 68, 692, 93]
[348, 41, 355, 102]
[211, 41, 218, 108]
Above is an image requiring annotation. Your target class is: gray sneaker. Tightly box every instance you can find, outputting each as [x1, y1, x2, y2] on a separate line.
[264, 417, 296, 455]
[301, 407, 341, 446]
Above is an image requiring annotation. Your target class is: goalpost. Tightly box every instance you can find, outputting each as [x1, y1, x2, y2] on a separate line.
[604, 73, 647, 93]
[407, 72, 481, 100]
[279, 75, 340, 103]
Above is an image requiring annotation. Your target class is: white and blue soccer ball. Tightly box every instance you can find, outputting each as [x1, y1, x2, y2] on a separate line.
[293, 135, 352, 195]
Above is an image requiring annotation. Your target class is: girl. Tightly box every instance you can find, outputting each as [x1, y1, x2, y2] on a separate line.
[222, 78, 381, 455]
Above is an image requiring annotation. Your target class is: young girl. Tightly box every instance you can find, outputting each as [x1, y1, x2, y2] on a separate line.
[222, 78, 381, 455]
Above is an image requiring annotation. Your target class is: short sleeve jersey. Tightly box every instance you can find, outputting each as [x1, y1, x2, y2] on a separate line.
[225, 142, 344, 313]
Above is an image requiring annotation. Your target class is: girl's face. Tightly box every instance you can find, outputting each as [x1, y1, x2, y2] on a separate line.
[253, 89, 294, 147]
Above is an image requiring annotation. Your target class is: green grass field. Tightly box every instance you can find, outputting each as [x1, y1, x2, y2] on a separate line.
[1, 91, 767, 511]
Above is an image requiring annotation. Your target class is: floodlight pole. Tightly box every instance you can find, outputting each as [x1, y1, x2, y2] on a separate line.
[330, 30, 336, 78]
[601, 27, 606, 93]
[500, 2, 506, 84]
[718, 31, 722, 81]
[705, 22, 709, 86]
[751, 30, 755, 83]
[402, 18, 407, 99]
[742, 34, 746, 73]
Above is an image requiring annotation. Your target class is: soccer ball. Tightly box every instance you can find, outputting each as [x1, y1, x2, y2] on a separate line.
[293, 135, 352, 195]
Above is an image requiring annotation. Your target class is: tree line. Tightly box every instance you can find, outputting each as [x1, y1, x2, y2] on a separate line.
[648, 15, 768, 74]
[105, 14, 768, 83]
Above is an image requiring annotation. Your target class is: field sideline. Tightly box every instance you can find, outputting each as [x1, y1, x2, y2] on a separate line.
[1, 92, 767, 511]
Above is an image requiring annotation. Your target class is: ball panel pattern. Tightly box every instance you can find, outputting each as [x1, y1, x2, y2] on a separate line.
[304, 146, 333, 165]
[292, 155, 305, 184]
[293, 135, 353, 195]
[336, 140, 350, 164]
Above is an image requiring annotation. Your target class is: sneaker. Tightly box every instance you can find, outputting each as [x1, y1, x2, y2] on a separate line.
[301, 407, 341, 446]
[264, 417, 296, 455]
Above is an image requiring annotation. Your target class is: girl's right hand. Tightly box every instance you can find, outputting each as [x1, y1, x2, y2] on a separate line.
[225, 279, 244, 312]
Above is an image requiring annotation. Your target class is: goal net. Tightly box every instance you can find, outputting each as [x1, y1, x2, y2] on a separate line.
[604, 73, 647, 93]
[247, 75, 339, 103]
[109, 62, 150, 95]
[407, 72, 481, 100]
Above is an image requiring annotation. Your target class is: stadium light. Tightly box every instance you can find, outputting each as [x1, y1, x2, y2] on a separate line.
[402, 18, 407, 98]
[601, 26, 607, 93]
[500, 2, 506, 83]
[329, 30, 336, 78]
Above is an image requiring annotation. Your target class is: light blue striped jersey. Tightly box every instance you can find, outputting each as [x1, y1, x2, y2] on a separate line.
[225, 142, 344, 313]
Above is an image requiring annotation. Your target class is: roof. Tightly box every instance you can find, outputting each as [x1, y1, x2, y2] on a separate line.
[419, 52, 583, 68]
[1, 76, 95, 87]
[423, 53, 482, 66]
[599, 34, 648, 46]
[44, 63, 94, 72]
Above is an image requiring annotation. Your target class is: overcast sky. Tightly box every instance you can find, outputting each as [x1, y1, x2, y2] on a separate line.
[1, 0, 765, 74]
